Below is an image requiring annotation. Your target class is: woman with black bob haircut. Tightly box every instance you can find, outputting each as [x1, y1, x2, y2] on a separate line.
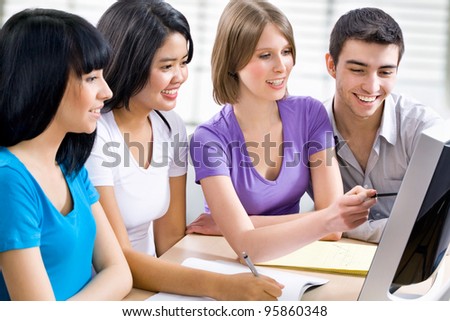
[0, 8, 132, 300]
[85, 0, 283, 300]
[1, 8, 109, 173]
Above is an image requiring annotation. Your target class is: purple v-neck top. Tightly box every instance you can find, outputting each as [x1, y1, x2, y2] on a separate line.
[190, 96, 334, 215]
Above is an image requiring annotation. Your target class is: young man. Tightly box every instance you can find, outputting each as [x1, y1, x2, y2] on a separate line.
[324, 7, 443, 242]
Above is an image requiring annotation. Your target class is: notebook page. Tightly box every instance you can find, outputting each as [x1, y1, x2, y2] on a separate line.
[147, 257, 328, 301]
[258, 241, 377, 276]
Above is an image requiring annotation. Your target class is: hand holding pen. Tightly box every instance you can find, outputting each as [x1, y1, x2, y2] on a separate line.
[371, 192, 398, 198]
[242, 251, 259, 277]
[237, 251, 284, 300]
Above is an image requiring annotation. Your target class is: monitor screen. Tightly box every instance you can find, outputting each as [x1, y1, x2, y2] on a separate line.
[359, 119, 450, 300]
[392, 142, 450, 287]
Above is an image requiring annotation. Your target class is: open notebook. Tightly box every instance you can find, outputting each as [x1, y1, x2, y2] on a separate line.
[147, 257, 328, 301]
[257, 240, 377, 276]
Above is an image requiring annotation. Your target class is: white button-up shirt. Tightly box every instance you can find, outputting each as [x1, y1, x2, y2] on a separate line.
[324, 93, 443, 242]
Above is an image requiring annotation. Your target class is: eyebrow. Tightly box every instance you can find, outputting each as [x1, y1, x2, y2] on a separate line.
[345, 59, 397, 69]
[157, 54, 189, 63]
[255, 44, 291, 52]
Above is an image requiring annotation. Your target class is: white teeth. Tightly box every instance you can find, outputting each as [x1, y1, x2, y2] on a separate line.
[162, 89, 177, 95]
[89, 108, 101, 113]
[267, 79, 283, 86]
[357, 95, 376, 102]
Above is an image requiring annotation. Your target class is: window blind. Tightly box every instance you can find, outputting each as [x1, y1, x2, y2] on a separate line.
[2, 0, 448, 122]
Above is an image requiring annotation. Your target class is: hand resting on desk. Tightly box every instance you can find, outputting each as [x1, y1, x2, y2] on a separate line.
[186, 213, 221, 236]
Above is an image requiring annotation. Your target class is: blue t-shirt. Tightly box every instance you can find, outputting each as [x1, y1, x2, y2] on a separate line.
[190, 96, 334, 215]
[0, 147, 99, 300]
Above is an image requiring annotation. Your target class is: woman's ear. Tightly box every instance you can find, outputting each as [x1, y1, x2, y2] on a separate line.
[325, 53, 337, 79]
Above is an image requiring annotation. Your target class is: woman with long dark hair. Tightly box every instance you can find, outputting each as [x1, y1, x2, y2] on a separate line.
[0, 8, 132, 300]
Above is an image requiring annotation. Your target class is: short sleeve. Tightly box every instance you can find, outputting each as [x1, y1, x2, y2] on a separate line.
[85, 121, 115, 187]
[0, 167, 41, 251]
[406, 102, 444, 157]
[164, 111, 189, 177]
[189, 126, 231, 184]
[77, 166, 99, 205]
[305, 98, 334, 158]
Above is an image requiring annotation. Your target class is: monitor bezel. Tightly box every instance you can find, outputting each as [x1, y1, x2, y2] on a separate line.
[358, 119, 450, 301]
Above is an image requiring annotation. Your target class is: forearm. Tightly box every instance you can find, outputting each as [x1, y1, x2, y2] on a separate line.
[202, 177, 374, 263]
[154, 175, 187, 256]
[226, 211, 332, 263]
[155, 227, 185, 256]
[69, 262, 132, 300]
[125, 248, 226, 299]
[249, 212, 306, 228]
[250, 212, 341, 241]
[231, 190, 375, 262]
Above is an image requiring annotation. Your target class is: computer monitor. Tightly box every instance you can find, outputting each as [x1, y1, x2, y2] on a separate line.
[358, 119, 450, 301]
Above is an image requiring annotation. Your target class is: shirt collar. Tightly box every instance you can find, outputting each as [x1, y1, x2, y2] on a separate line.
[378, 94, 397, 146]
[324, 95, 397, 146]
[323, 97, 339, 138]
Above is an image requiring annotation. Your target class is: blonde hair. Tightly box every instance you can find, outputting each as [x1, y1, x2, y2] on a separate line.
[211, 0, 296, 105]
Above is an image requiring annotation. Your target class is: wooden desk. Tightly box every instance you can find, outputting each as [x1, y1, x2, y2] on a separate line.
[124, 234, 450, 301]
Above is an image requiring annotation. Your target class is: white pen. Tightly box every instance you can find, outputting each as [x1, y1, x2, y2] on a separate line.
[242, 251, 259, 277]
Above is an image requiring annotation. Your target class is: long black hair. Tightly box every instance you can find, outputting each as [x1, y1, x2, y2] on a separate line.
[0, 8, 111, 174]
[98, 0, 193, 113]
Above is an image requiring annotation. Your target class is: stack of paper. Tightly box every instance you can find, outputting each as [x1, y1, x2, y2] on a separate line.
[258, 241, 377, 276]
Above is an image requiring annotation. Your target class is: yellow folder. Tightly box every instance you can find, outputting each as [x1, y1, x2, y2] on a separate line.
[257, 240, 377, 276]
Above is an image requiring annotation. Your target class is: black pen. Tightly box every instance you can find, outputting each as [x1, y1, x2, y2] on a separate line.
[371, 192, 398, 198]
[242, 252, 259, 277]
